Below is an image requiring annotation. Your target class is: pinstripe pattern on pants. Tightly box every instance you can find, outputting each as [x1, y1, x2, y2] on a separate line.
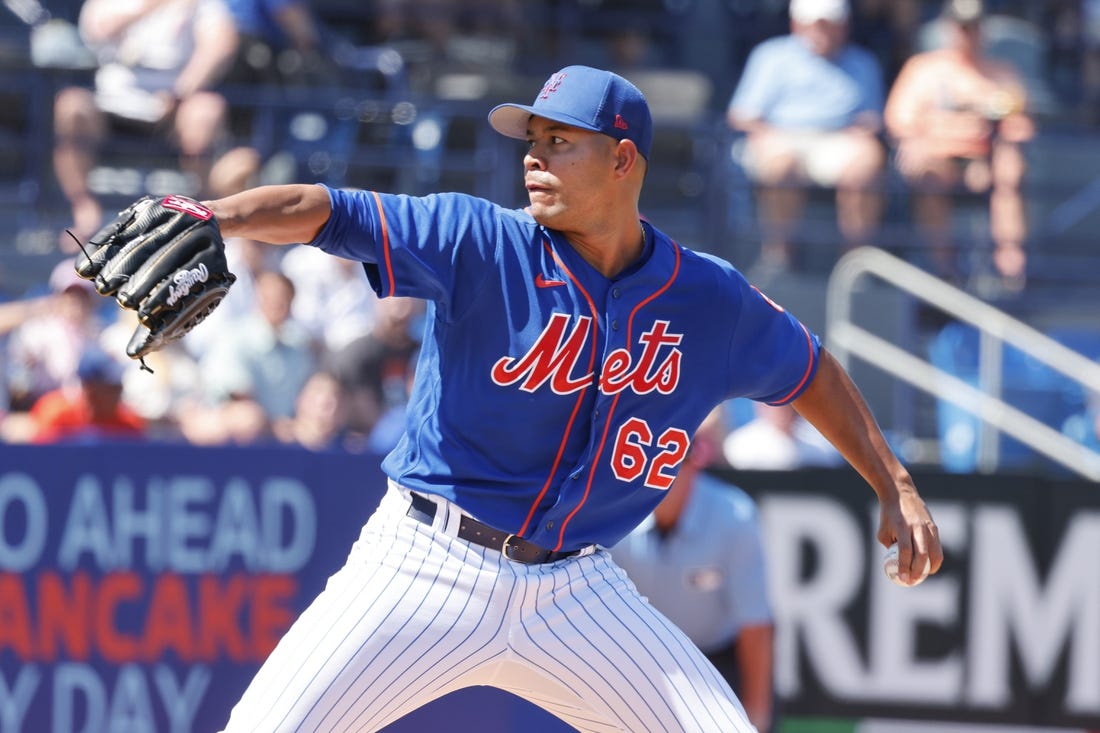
[219, 484, 756, 733]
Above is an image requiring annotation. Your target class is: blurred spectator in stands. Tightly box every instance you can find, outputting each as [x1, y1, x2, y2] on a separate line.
[177, 268, 314, 445]
[207, 143, 263, 200]
[885, 0, 1035, 290]
[724, 402, 843, 470]
[53, 0, 239, 245]
[330, 295, 423, 441]
[198, 268, 316, 420]
[0, 290, 65, 440]
[0, 294, 55, 339]
[280, 244, 378, 354]
[176, 393, 269, 445]
[184, 235, 279, 358]
[728, 0, 886, 274]
[99, 308, 199, 440]
[610, 407, 777, 733]
[273, 369, 367, 452]
[222, 0, 326, 87]
[5, 258, 103, 413]
[28, 346, 146, 443]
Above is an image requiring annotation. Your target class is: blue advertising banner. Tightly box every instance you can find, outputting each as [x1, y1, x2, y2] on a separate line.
[0, 443, 380, 732]
[0, 443, 570, 733]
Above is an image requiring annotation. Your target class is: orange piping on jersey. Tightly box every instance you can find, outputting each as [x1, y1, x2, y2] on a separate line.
[554, 239, 682, 552]
[370, 191, 396, 296]
[769, 322, 816, 405]
[515, 239, 600, 538]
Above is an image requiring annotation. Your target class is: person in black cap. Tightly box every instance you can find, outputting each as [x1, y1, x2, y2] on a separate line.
[885, 0, 1035, 289]
[111, 63, 941, 733]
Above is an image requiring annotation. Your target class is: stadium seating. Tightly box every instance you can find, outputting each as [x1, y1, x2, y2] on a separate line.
[928, 320, 1100, 473]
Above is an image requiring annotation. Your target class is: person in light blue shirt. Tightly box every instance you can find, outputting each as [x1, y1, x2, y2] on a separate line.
[611, 407, 776, 733]
[199, 269, 316, 421]
[728, 0, 886, 273]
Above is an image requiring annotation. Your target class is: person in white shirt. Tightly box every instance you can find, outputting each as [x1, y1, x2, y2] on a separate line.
[53, 0, 239, 245]
[724, 401, 843, 470]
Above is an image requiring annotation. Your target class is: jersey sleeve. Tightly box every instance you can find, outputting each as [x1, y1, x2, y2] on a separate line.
[308, 185, 499, 320]
[726, 274, 820, 405]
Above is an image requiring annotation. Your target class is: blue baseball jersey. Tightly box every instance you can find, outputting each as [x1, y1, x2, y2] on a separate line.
[310, 184, 820, 551]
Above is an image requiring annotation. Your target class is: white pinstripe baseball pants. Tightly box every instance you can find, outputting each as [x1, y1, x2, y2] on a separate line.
[220, 483, 756, 733]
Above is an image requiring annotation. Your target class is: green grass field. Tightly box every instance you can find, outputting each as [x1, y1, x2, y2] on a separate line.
[777, 717, 858, 733]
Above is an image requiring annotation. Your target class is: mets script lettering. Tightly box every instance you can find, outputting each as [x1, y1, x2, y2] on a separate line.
[491, 313, 683, 395]
[167, 263, 209, 307]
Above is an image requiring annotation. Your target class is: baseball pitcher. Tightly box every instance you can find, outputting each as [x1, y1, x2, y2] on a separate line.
[76, 65, 942, 733]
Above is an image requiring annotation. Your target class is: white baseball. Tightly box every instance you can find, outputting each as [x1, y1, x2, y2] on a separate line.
[883, 542, 931, 587]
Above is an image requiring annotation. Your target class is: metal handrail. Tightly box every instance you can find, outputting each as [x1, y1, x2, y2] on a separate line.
[825, 246, 1100, 481]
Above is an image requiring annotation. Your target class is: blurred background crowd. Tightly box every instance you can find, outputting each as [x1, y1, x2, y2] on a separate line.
[1, 0, 1099, 478]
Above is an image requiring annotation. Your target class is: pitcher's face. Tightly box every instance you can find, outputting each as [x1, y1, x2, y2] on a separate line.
[522, 116, 620, 231]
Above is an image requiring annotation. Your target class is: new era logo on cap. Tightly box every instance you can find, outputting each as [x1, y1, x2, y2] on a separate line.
[488, 65, 653, 159]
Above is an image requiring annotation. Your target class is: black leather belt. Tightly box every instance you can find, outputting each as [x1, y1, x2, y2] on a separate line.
[406, 492, 581, 565]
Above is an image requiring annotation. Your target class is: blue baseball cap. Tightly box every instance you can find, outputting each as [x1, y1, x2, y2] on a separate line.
[488, 65, 653, 159]
[77, 348, 124, 384]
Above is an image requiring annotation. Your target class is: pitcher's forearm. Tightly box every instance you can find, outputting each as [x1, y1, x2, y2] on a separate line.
[792, 349, 914, 502]
[203, 184, 332, 245]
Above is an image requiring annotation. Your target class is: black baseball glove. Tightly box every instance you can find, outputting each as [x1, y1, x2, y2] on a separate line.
[74, 194, 236, 361]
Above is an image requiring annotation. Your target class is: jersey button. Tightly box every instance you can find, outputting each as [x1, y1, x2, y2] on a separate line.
[611, 319, 619, 330]
[612, 287, 621, 298]
[546, 521, 555, 530]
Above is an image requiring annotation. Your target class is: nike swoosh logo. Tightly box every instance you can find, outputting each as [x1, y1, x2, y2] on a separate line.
[535, 273, 567, 288]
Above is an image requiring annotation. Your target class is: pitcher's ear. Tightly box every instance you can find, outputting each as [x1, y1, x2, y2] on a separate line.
[613, 139, 641, 176]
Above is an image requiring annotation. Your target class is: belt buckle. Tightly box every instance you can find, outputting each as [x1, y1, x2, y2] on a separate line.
[503, 533, 547, 564]
[503, 534, 523, 561]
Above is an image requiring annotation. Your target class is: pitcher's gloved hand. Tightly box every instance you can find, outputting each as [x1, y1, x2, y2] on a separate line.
[74, 194, 235, 360]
